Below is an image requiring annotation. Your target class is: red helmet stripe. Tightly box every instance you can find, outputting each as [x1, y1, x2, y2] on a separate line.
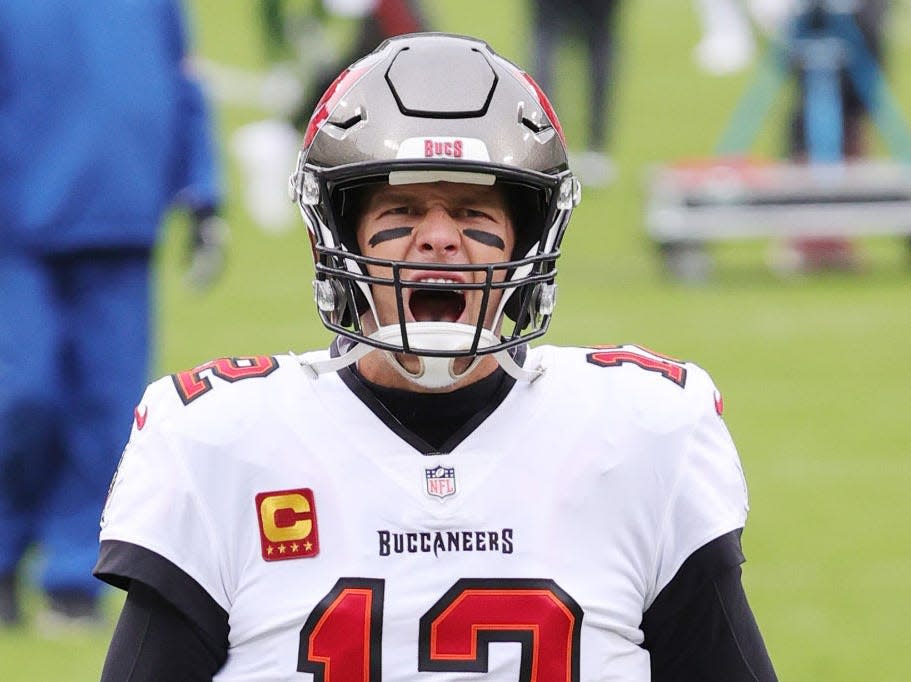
[521, 72, 565, 143]
[303, 60, 376, 148]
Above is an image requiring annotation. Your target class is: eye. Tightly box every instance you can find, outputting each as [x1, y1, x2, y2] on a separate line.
[381, 205, 412, 217]
[455, 207, 493, 221]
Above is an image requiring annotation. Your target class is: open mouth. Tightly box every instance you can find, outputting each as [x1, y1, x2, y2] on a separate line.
[408, 280, 466, 323]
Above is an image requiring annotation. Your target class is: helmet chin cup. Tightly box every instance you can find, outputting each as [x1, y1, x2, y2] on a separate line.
[370, 322, 499, 389]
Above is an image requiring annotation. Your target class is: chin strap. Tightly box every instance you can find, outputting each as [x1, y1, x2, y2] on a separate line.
[296, 342, 374, 379]
[494, 349, 545, 383]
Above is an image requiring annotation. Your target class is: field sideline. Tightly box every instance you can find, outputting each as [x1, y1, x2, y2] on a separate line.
[2, 1, 910, 679]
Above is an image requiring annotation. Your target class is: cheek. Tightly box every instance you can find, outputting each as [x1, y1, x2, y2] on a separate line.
[360, 236, 399, 278]
[364, 262, 394, 285]
[355, 221, 370, 253]
[471, 240, 514, 270]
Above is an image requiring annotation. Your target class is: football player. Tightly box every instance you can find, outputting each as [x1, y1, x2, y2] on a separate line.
[96, 33, 777, 680]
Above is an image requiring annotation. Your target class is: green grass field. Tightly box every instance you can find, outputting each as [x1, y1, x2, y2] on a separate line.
[3, 1, 910, 679]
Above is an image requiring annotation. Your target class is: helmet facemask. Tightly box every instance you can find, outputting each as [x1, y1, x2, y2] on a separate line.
[289, 33, 581, 388]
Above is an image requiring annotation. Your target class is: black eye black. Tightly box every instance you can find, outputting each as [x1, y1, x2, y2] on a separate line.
[463, 229, 506, 250]
[368, 226, 413, 247]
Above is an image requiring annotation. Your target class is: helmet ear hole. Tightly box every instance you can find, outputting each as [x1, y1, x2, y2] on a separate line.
[504, 184, 547, 261]
[503, 283, 535, 329]
[504, 281, 557, 330]
[340, 281, 369, 328]
[502, 286, 526, 328]
[332, 184, 371, 254]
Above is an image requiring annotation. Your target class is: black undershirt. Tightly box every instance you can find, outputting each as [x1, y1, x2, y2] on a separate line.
[98, 367, 777, 680]
[354, 365, 510, 450]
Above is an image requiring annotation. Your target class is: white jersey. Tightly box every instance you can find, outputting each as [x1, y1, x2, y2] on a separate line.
[99, 343, 749, 681]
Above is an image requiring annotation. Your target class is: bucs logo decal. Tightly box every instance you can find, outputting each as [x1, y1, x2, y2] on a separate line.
[256, 488, 320, 561]
[397, 136, 491, 162]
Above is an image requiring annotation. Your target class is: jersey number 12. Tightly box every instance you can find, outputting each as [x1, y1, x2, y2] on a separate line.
[298, 577, 583, 681]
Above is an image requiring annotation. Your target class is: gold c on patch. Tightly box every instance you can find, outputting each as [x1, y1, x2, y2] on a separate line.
[255, 488, 320, 561]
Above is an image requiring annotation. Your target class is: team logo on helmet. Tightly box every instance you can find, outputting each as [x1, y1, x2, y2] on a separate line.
[396, 136, 490, 161]
[425, 466, 457, 499]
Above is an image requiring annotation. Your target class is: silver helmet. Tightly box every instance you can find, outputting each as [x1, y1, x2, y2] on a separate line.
[289, 32, 581, 388]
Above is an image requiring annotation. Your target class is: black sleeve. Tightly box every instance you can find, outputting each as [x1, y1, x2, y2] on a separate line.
[94, 540, 230, 679]
[101, 581, 225, 681]
[641, 529, 778, 682]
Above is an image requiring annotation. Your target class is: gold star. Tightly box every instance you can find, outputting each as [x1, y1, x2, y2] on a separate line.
[291, 543, 299, 553]
[304, 541, 313, 552]
[266, 546, 274, 555]
[278, 544, 286, 554]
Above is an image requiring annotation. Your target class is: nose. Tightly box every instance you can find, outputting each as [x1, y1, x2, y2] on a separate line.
[413, 207, 461, 257]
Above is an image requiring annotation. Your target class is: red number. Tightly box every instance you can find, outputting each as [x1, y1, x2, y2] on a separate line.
[586, 345, 687, 387]
[171, 356, 278, 404]
[298, 579, 384, 682]
[298, 579, 581, 681]
[419, 579, 582, 681]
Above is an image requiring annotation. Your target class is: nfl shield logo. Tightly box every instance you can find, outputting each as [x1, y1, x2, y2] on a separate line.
[425, 466, 457, 499]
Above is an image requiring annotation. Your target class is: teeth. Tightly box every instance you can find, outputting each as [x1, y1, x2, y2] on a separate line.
[411, 278, 464, 295]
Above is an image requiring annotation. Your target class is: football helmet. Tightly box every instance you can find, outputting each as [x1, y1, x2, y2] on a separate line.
[289, 32, 581, 388]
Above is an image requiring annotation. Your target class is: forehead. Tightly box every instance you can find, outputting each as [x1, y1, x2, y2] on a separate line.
[360, 181, 510, 210]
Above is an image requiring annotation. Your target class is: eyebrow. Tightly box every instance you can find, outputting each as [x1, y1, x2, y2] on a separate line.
[367, 226, 413, 247]
[463, 229, 506, 250]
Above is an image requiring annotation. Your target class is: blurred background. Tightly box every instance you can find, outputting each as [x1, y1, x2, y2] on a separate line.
[1, 0, 909, 680]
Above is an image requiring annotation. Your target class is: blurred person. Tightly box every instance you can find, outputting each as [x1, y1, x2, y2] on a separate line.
[692, 0, 758, 74]
[530, 0, 623, 187]
[0, 0, 226, 629]
[261, 0, 427, 129]
[228, 0, 427, 232]
[691, 0, 803, 74]
[301, 0, 427, 126]
[781, 0, 891, 272]
[95, 33, 776, 679]
[786, 0, 888, 160]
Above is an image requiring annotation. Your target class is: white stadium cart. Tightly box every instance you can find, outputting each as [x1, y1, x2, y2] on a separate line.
[645, 1, 911, 280]
[645, 158, 911, 279]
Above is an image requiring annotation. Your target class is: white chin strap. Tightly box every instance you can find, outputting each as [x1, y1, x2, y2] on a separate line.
[299, 321, 544, 388]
